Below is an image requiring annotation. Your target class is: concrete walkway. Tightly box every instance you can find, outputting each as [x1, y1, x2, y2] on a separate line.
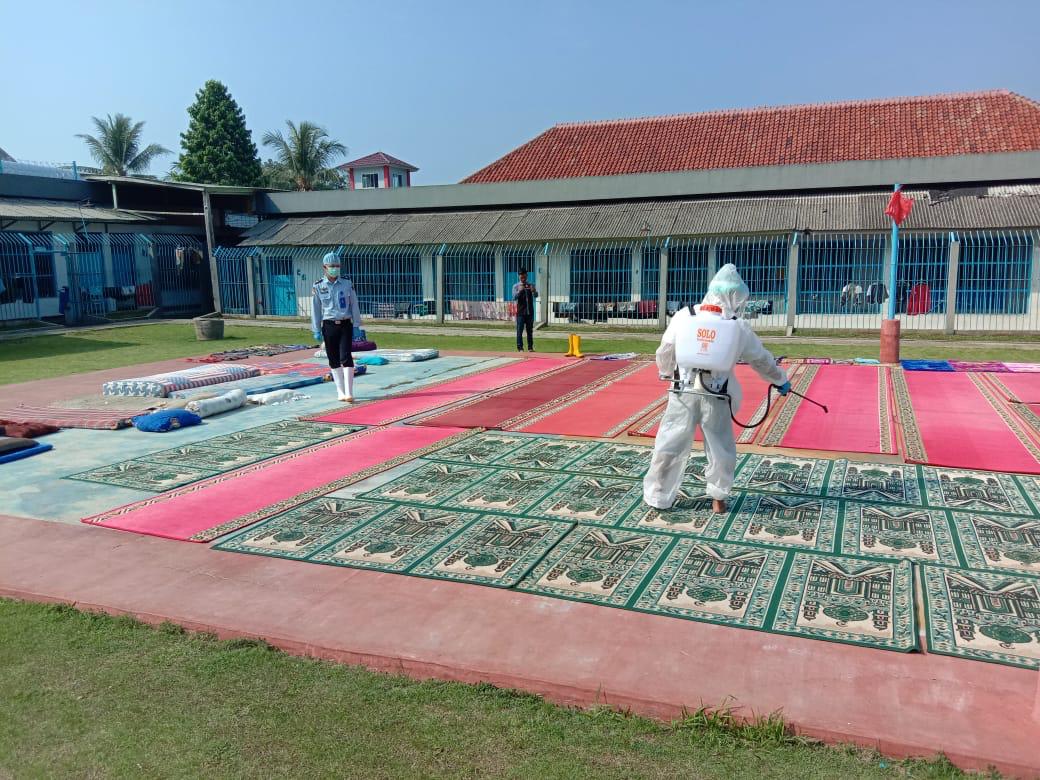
[1, 514, 1037, 777]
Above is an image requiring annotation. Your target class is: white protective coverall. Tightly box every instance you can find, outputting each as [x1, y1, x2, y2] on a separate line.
[643, 264, 788, 508]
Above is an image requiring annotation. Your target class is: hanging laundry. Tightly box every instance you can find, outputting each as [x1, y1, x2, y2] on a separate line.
[906, 283, 932, 315]
[866, 283, 888, 304]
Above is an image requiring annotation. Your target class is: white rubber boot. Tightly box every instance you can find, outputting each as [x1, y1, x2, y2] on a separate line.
[331, 367, 348, 401]
[344, 366, 355, 402]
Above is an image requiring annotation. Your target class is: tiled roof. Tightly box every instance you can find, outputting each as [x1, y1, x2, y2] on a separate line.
[338, 152, 418, 172]
[462, 90, 1040, 183]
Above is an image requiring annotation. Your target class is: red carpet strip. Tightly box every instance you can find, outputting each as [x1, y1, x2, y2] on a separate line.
[509, 362, 666, 437]
[414, 360, 630, 430]
[307, 358, 570, 426]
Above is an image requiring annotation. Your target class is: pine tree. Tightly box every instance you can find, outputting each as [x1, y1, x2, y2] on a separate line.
[175, 80, 262, 186]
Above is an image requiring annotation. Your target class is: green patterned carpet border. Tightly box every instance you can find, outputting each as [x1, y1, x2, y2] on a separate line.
[210, 432, 1040, 669]
[67, 421, 366, 492]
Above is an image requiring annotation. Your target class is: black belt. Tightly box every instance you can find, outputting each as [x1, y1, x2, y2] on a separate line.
[322, 318, 352, 325]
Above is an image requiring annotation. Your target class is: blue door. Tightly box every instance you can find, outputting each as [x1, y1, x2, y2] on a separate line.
[266, 258, 297, 316]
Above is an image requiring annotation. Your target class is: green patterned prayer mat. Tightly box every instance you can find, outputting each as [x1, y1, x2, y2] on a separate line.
[408, 515, 573, 587]
[309, 505, 475, 572]
[360, 462, 498, 505]
[951, 513, 1040, 575]
[618, 487, 729, 537]
[69, 421, 364, 492]
[440, 468, 572, 515]
[771, 553, 916, 651]
[826, 460, 922, 505]
[724, 494, 839, 552]
[841, 505, 959, 566]
[207, 430, 1040, 665]
[632, 539, 787, 629]
[516, 526, 672, 607]
[567, 443, 653, 479]
[922, 565, 1040, 670]
[922, 467, 1035, 515]
[527, 475, 644, 523]
[733, 454, 830, 497]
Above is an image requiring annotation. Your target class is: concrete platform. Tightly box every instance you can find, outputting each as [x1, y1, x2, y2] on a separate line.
[2, 514, 1037, 777]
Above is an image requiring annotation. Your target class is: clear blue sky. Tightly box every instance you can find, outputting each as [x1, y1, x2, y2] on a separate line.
[2, 0, 1038, 183]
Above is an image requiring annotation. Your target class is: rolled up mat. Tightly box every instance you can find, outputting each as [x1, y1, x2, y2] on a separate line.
[0, 436, 38, 455]
[248, 389, 300, 405]
[186, 389, 248, 418]
[0, 442, 52, 464]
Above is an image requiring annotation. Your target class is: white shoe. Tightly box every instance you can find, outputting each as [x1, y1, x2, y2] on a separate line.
[344, 367, 355, 402]
[331, 367, 346, 400]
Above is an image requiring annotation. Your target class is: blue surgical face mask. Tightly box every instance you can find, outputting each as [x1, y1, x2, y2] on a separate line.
[325, 266, 340, 279]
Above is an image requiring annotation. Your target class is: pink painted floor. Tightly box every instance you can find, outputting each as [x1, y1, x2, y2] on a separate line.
[1, 515, 1037, 777]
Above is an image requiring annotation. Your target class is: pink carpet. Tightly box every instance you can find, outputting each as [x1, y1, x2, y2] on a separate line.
[415, 360, 625, 429]
[514, 362, 666, 437]
[762, 365, 896, 454]
[82, 426, 466, 542]
[626, 365, 776, 444]
[896, 371, 1040, 473]
[989, 371, 1040, 404]
[308, 358, 569, 425]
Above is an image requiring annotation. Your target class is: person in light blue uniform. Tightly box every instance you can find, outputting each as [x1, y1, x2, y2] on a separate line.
[311, 252, 362, 402]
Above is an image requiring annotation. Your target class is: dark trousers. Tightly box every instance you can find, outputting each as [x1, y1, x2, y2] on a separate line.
[515, 313, 534, 349]
[321, 318, 354, 368]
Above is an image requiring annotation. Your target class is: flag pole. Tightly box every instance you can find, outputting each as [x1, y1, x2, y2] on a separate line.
[887, 183, 900, 320]
[880, 183, 901, 364]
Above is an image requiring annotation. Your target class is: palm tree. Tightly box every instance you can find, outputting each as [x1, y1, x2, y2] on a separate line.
[76, 114, 171, 176]
[261, 121, 347, 191]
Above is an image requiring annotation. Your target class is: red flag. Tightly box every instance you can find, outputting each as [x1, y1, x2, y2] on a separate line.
[884, 188, 914, 226]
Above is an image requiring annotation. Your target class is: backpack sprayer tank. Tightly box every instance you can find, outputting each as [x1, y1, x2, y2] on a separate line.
[675, 305, 740, 373]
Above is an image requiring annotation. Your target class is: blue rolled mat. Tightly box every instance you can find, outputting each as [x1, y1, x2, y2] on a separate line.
[0, 442, 53, 464]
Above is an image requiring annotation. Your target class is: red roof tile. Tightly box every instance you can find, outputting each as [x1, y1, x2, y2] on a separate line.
[462, 90, 1040, 184]
[338, 151, 418, 171]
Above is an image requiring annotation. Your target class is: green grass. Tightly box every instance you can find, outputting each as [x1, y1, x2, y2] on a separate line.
[0, 599, 987, 779]
[3, 322, 1039, 386]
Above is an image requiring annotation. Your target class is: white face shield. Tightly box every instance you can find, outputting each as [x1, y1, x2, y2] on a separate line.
[701, 263, 750, 319]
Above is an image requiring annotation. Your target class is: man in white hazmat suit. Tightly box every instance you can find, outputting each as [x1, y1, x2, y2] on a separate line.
[643, 264, 790, 514]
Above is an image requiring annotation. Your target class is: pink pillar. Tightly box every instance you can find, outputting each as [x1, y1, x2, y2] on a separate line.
[348, 168, 355, 190]
[880, 319, 900, 364]
[383, 165, 391, 188]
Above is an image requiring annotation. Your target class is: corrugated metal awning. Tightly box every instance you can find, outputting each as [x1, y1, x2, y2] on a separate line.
[238, 188, 1040, 247]
[0, 197, 156, 223]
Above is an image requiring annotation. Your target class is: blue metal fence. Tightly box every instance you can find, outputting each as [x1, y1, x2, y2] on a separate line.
[957, 231, 1033, 316]
[210, 227, 1040, 333]
[0, 232, 41, 321]
[213, 246, 254, 314]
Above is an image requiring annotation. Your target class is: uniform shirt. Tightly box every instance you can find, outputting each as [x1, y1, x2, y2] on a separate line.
[311, 276, 362, 332]
[511, 281, 538, 317]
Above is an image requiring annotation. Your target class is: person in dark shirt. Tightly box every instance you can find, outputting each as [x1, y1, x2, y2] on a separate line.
[511, 269, 538, 352]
